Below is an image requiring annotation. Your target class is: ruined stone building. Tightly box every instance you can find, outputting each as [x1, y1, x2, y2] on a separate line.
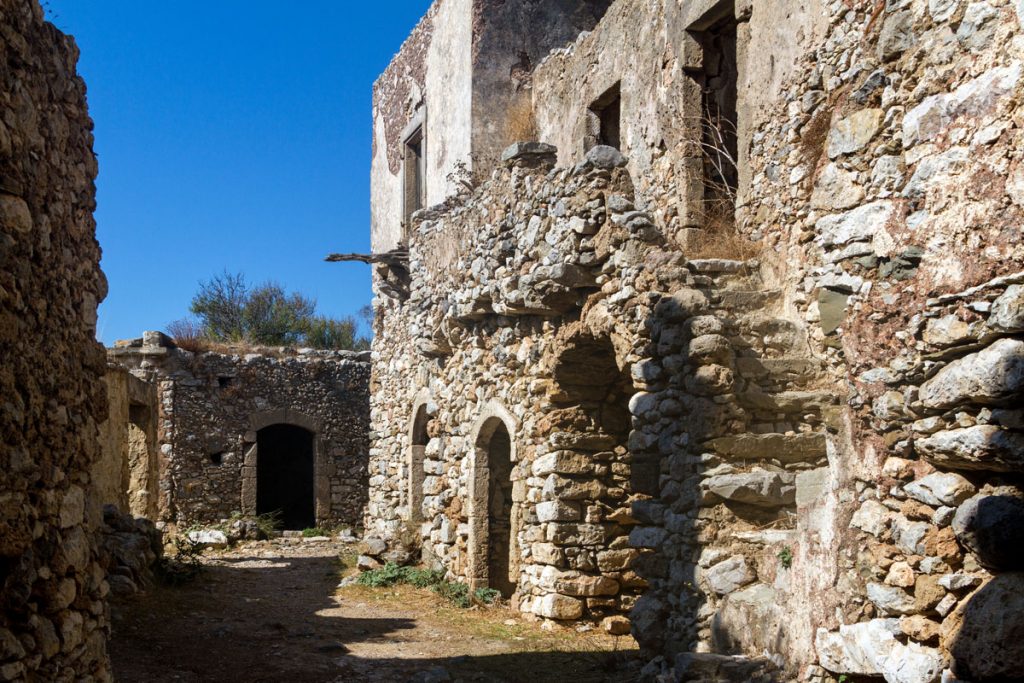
[101, 333, 371, 531]
[365, 0, 1024, 681]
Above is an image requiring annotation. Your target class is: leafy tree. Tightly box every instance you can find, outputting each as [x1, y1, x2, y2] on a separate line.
[189, 271, 248, 342]
[179, 271, 370, 350]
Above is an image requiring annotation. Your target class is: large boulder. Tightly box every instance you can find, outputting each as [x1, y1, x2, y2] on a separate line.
[919, 339, 1024, 409]
[916, 425, 1024, 472]
[816, 618, 946, 683]
[951, 491, 1024, 570]
[944, 573, 1024, 681]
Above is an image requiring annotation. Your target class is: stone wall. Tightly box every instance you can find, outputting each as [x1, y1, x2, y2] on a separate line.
[0, 0, 111, 679]
[96, 366, 159, 519]
[109, 334, 371, 530]
[371, 0, 613, 253]
[368, 1, 1024, 681]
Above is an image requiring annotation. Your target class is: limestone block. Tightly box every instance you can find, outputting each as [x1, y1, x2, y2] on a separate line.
[531, 543, 564, 566]
[703, 471, 796, 508]
[956, 2, 999, 52]
[703, 555, 754, 595]
[186, 529, 228, 549]
[816, 618, 946, 683]
[903, 62, 1022, 147]
[904, 472, 975, 508]
[547, 523, 605, 546]
[989, 284, 1024, 332]
[877, 10, 914, 61]
[0, 193, 32, 235]
[597, 548, 638, 572]
[916, 425, 1024, 472]
[952, 492, 1024, 570]
[928, 0, 961, 21]
[816, 201, 895, 248]
[827, 109, 884, 158]
[811, 163, 865, 210]
[535, 500, 580, 523]
[534, 593, 583, 620]
[852, 500, 894, 538]
[944, 574, 1024, 681]
[532, 450, 598, 479]
[919, 339, 1024, 409]
[867, 582, 917, 616]
[585, 145, 627, 169]
[706, 432, 826, 464]
[551, 570, 619, 597]
[628, 526, 668, 549]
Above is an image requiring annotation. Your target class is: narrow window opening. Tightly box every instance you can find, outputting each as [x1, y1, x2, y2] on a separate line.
[586, 82, 622, 151]
[218, 376, 234, 389]
[209, 451, 224, 465]
[409, 404, 430, 524]
[697, 8, 739, 221]
[485, 423, 515, 599]
[402, 125, 425, 232]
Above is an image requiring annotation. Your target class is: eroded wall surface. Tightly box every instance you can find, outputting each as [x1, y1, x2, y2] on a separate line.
[109, 337, 371, 529]
[369, 0, 1024, 681]
[0, 0, 111, 679]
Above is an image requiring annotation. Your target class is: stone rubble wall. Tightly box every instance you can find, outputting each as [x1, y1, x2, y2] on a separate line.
[0, 0, 112, 679]
[369, 1, 1024, 681]
[109, 336, 371, 529]
[721, 1, 1024, 681]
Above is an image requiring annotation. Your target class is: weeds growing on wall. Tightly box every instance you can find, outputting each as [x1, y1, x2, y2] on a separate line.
[355, 563, 501, 608]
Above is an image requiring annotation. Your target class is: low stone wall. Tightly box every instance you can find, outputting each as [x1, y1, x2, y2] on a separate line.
[0, 0, 111, 679]
[109, 335, 371, 529]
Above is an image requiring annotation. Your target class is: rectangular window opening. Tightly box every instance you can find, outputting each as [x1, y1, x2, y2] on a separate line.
[586, 82, 621, 151]
[402, 126, 425, 232]
[697, 9, 739, 222]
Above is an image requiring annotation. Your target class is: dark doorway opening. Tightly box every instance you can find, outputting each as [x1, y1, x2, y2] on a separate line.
[403, 125, 425, 230]
[409, 404, 430, 524]
[256, 424, 315, 530]
[697, 8, 739, 208]
[587, 82, 622, 151]
[485, 422, 515, 598]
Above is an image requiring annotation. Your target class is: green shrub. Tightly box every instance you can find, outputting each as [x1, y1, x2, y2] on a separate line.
[255, 510, 282, 538]
[473, 587, 501, 605]
[777, 546, 793, 569]
[354, 562, 494, 608]
[302, 527, 330, 538]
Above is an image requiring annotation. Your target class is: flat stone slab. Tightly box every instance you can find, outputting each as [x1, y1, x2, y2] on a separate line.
[705, 432, 827, 464]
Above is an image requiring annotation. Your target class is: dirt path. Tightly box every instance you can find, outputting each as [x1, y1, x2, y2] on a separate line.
[110, 539, 639, 683]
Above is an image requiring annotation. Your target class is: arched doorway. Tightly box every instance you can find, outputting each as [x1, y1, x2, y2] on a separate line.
[485, 422, 515, 598]
[469, 409, 518, 599]
[409, 403, 430, 523]
[256, 424, 315, 530]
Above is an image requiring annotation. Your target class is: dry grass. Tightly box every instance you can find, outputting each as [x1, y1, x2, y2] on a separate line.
[686, 200, 761, 260]
[799, 104, 832, 169]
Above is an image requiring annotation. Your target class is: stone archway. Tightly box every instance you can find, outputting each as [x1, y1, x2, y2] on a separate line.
[241, 409, 327, 526]
[408, 396, 433, 524]
[468, 402, 520, 597]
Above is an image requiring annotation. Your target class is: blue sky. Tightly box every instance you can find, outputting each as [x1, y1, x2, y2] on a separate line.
[45, 1, 432, 344]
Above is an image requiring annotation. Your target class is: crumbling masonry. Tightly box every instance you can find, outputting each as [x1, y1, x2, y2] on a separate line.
[104, 334, 371, 531]
[0, 0, 111, 678]
[365, 0, 1024, 681]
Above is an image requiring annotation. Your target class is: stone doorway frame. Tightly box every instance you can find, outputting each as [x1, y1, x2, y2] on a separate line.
[240, 408, 328, 524]
[467, 400, 520, 592]
[408, 390, 434, 524]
